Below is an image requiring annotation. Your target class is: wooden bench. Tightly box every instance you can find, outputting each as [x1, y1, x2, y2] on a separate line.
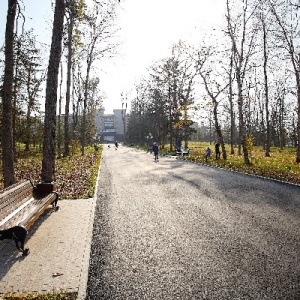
[176, 148, 190, 156]
[0, 179, 59, 256]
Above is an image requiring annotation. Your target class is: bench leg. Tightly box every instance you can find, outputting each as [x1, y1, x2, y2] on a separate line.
[13, 226, 29, 256]
[0, 226, 29, 256]
[51, 191, 60, 211]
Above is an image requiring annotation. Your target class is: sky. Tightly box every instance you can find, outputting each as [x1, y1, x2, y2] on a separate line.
[0, 0, 226, 114]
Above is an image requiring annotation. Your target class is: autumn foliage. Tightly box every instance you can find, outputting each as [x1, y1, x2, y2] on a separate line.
[0, 146, 102, 199]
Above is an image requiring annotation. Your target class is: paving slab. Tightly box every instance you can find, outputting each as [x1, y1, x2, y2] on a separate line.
[0, 196, 96, 299]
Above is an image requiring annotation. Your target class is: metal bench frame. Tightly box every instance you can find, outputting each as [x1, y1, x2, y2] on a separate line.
[0, 179, 59, 256]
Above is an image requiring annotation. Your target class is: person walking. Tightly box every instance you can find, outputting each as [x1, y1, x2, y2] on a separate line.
[205, 147, 211, 162]
[215, 143, 221, 159]
[152, 142, 159, 162]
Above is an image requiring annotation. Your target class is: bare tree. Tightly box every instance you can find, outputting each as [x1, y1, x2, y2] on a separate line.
[79, 0, 119, 155]
[41, 0, 65, 182]
[199, 68, 229, 159]
[228, 48, 236, 154]
[259, 7, 272, 157]
[64, 2, 74, 157]
[64, 0, 85, 157]
[267, 0, 300, 162]
[226, 0, 258, 164]
[170, 42, 198, 149]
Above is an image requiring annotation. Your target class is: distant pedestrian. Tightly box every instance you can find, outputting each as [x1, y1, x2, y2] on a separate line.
[152, 142, 159, 162]
[205, 147, 211, 162]
[115, 141, 118, 150]
[215, 143, 221, 159]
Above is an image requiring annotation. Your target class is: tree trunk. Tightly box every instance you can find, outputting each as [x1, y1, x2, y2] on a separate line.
[237, 69, 250, 164]
[2, 0, 17, 187]
[168, 87, 173, 152]
[64, 9, 73, 157]
[262, 17, 271, 157]
[25, 67, 33, 152]
[57, 63, 63, 158]
[213, 105, 227, 160]
[291, 54, 300, 161]
[12, 39, 20, 162]
[296, 80, 300, 162]
[41, 0, 65, 182]
[81, 61, 91, 156]
[229, 50, 235, 155]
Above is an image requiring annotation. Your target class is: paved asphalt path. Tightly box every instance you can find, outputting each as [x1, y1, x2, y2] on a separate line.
[86, 145, 300, 300]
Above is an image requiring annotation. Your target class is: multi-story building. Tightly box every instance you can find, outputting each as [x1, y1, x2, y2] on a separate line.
[95, 108, 128, 143]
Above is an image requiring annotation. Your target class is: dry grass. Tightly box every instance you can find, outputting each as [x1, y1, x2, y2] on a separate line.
[178, 142, 300, 186]
[2, 291, 77, 300]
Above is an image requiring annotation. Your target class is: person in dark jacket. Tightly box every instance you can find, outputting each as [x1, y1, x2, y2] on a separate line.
[205, 147, 211, 162]
[152, 142, 159, 161]
[215, 143, 221, 159]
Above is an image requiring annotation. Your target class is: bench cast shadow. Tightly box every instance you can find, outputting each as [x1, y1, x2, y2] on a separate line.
[0, 207, 54, 282]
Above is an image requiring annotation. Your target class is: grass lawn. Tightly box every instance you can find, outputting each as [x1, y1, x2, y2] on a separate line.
[169, 142, 300, 186]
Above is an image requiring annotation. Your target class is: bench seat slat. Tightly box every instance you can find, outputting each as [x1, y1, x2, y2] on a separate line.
[0, 180, 33, 216]
[0, 197, 36, 228]
[0, 194, 33, 221]
[20, 193, 58, 230]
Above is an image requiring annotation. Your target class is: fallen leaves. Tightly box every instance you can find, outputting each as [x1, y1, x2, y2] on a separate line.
[0, 147, 102, 199]
[55, 151, 101, 199]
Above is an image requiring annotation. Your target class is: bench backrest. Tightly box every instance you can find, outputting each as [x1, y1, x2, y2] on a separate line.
[0, 180, 33, 226]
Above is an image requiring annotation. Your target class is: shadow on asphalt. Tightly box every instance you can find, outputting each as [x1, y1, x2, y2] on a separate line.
[168, 159, 300, 217]
[0, 207, 54, 281]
